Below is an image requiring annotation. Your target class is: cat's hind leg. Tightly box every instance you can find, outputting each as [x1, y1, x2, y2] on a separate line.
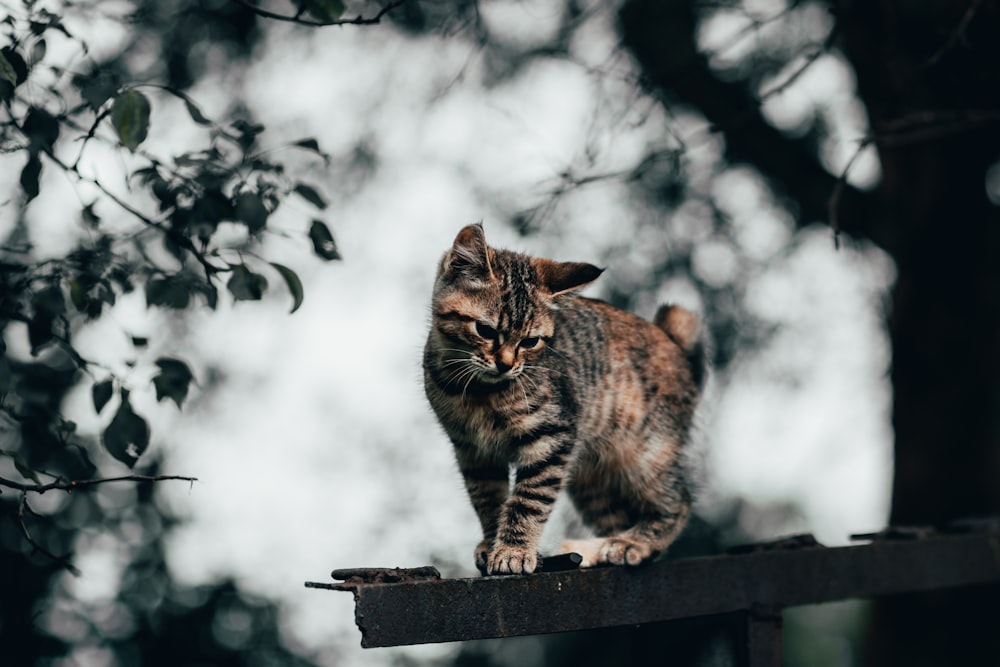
[560, 507, 689, 567]
[594, 504, 691, 566]
[566, 472, 692, 567]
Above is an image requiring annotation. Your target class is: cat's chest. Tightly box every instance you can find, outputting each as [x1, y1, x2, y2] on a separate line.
[435, 390, 553, 458]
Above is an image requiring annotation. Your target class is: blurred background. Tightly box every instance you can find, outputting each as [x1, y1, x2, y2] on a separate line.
[2, 0, 998, 665]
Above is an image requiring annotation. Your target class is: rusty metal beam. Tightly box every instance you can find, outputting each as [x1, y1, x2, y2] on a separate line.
[743, 608, 783, 667]
[311, 528, 1000, 648]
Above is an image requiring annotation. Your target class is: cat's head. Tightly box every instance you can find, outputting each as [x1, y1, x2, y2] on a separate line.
[428, 223, 602, 384]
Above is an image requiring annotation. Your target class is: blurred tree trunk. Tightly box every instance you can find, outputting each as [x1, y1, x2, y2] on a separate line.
[620, 0, 1000, 664]
[838, 2, 1000, 664]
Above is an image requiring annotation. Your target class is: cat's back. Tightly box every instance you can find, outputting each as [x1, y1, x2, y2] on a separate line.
[553, 296, 698, 385]
[552, 296, 702, 443]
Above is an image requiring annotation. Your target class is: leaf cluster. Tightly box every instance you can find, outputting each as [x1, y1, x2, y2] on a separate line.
[0, 2, 340, 491]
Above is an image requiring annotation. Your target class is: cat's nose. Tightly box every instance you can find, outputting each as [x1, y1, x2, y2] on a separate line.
[496, 347, 517, 374]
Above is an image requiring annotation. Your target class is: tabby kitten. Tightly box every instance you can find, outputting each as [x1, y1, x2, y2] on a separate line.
[424, 224, 704, 575]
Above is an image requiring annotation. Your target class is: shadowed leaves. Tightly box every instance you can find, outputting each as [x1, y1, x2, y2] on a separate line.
[227, 263, 268, 301]
[300, 0, 346, 23]
[0, 50, 18, 86]
[103, 391, 150, 468]
[309, 219, 340, 260]
[92, 379, 114, 414]
[234, 191, 270, 233]
[23, 107, 60, 151]
[0, 46, 27, 101]
[146, 275, 192, 309]
[153, 357, 194, 408]
[294, 182, 328, 209]
[20, 153, 41, 201]
[271, 262, 305, 313]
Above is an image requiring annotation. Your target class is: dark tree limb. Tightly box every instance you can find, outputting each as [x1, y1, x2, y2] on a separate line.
[0, 473, 198, 494]
[4, 474, 196, 575]
[231, 0, 408, 27]
[618, 0, 888, 250]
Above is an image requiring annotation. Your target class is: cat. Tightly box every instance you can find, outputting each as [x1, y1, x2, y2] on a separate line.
[423, 224, 704, 575]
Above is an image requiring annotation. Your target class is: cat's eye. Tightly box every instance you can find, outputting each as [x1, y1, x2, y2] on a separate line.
[520, 337, 541, 349]
[475, 322, 498, 340]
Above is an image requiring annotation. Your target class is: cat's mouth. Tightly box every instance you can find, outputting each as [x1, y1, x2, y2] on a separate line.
[479, 369, 517, 384]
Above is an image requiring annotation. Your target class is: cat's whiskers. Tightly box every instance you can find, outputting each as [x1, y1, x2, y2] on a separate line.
[514, 367, 542, 392]
[440, 361, 479, 390]
[544, 343, 568, 358]
[460, 366, 481, 402]
[522, 364, 563, 379]
[514, 375, 531, 412]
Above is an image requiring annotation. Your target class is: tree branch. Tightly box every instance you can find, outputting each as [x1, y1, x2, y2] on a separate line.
[0, 473, 198, 494]
[6, 475, 195, 576]
[231, 0, 408, 27]
[619, 0, 887, 249]
[926, 0, 985, 67]
[17, 494, 81, 576]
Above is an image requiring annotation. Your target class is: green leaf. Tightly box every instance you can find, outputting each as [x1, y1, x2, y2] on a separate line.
[23, 107, 60, 151]
[234, 191, 269, 233]
[92, 379, 114, 414]
[293, 182, 328, 210]
[231, 119, 264, 150]
[27, 314, 54, 354]
[0, 51, 17, 86]
[73, 70, 118, 109]
[302, 0, 346, 22]
[0, 355, 11, 395]
[309, 220, 341, 261]
[102, 391, 150, 468]
[0, 47, 27, 101]
[146, 276, 191, 309]
[294, 138, 321, 152]
[184, 98, 212, 126]
[13, 454, 41, 484]
[111, 89, 151, 152]
[270, 263, 304, 314]
[28, 284, 65, 354]
[201, 282, 219, 310]
[152, 357, 194, 409]
[191, 188, 234, 235]
[33, 284, 65, 316]
[29, 38, 47, 65]
[226, 264, 268, 301]
[68, 278, 86, 310]
[20, 153, 41, 201]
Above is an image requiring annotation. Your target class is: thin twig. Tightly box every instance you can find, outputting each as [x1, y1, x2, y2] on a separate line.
[45, 151, 225, 279]
[17, 494, 82, 576]
[0, 473, 198, 494]
[874, 109, 1000, 146]
[827, 137, 873, 249]
[231, 0, 408, 26]
[6, 474, 197, 574]
[828, 108, 1000, 246]
[926, 0, 984, 67]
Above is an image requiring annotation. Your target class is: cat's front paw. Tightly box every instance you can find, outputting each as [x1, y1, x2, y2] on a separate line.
[600, 537, 655, 566]
[474, 540, 491, 575]
[487, 544, 538, 575]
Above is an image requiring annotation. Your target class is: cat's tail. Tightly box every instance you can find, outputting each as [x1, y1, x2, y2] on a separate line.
[654, 304, 706, 391]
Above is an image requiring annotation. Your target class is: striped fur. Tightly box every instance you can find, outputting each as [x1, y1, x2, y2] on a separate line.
[424, 224, 704, 575]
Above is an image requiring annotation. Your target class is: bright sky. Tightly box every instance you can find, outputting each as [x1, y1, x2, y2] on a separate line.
[4, 2, 894, 665]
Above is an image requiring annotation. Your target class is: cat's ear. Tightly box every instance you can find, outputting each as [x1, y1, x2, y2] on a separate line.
[535, 259, 604, 296]
[444, 223, 495, 282]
